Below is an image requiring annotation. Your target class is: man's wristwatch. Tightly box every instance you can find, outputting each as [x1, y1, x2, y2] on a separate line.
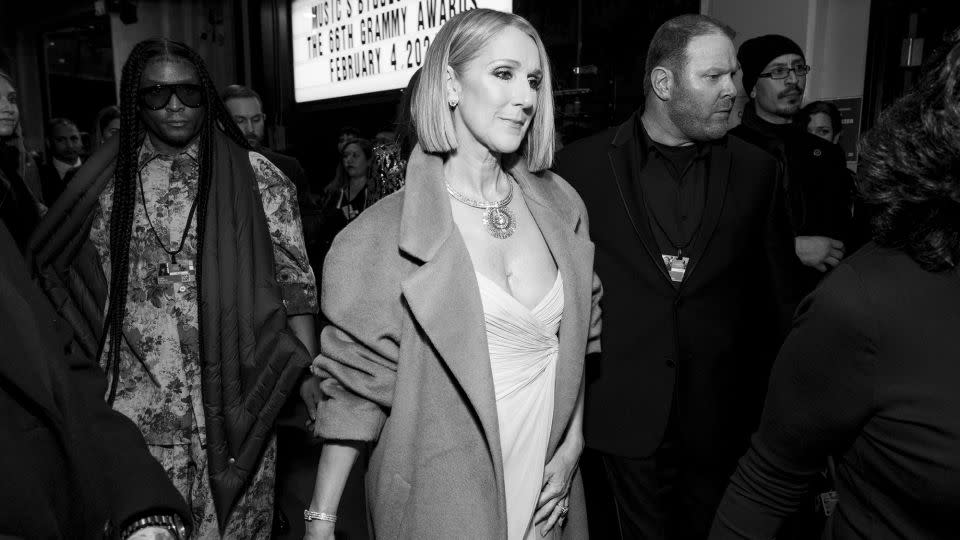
[120, 514, 187, 539]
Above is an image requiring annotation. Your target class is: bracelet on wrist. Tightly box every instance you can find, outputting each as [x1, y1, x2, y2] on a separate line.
[304, 509, 338, 523]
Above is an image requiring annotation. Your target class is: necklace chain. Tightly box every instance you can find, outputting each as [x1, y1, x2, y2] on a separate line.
[444, 178, 514, 209]
[138, 167, 198, 265]
[444, 176, 518, 240]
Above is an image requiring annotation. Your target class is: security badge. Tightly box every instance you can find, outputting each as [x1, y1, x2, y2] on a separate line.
[158, 261, 196, 285]
[661, 253, 690, 283]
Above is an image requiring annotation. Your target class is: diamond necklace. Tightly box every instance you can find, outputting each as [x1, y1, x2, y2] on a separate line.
[444, 176, 518, 239]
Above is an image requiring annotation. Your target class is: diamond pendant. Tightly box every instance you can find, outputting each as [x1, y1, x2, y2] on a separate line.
[482, 206, 517, 239]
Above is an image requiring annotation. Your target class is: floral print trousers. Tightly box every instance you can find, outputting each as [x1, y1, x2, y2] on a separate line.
[149, 431, 277, 538]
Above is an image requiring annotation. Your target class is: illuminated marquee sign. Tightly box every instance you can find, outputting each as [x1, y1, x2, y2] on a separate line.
[292, 0, 513, 103]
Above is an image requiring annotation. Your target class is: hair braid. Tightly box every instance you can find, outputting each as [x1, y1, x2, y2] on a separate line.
[103, 42, 151, 403]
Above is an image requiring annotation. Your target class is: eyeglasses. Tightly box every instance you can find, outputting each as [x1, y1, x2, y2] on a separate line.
[758, 65, 811, 80]
[138, 84, 205, 110]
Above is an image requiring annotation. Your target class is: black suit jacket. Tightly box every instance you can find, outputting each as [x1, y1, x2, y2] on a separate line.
[555, 112, 798, 462]
[0, 222, 189, 538]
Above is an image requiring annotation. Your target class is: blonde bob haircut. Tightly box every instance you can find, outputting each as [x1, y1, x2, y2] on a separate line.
[413, 8, 555, 171]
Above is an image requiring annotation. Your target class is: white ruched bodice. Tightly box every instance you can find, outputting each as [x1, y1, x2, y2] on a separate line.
[476, 271, 563, 540]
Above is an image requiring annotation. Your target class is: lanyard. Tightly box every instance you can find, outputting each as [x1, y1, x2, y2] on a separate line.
[639, 170, 705, 257]
[137, 165, 199, 265]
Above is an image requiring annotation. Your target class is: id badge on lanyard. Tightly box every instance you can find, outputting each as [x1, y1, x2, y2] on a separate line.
[158, 260, 196, 285]
[661, 253, 690, 283]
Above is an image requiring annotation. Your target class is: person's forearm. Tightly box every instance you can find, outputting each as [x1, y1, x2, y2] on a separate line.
[310, 442, 363, 514]
[560, 377, 586, 456]
[289, 313, 318, 356]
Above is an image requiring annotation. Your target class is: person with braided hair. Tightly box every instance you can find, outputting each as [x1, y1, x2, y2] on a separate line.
[28, 38, 319, 538]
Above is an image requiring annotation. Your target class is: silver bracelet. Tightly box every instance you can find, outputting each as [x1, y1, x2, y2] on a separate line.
[304, 509, 338, 523]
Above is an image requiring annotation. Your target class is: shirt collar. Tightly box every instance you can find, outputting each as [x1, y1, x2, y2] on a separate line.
[52, 156, 82, 179]
[636, 115, 710, 160]
[138, 134, 200, 169]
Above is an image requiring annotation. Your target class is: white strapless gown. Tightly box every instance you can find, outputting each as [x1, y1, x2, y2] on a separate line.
[476, 271, 564, 540]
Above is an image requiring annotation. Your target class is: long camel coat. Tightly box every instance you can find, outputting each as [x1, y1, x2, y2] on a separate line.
[314, 146, 602, 539]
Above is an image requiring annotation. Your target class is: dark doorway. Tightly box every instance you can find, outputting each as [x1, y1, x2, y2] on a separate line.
[862, 0, 958, 132]
[41, 14, 117, 158]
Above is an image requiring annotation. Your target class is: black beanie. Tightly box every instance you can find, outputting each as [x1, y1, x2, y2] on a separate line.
[738, 34, 805, 95]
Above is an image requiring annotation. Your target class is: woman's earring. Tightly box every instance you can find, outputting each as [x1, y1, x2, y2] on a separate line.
[448, 97, 459, 108]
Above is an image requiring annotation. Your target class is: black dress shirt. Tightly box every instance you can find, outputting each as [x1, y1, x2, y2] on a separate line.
[633, 119, 710, 286]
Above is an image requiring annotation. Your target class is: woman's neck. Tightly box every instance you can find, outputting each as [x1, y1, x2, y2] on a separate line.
[347, 174, 367, 197]
[443, 139, 507, 201]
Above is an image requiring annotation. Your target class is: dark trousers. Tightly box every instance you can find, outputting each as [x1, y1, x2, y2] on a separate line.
[583, 417, 731, 540]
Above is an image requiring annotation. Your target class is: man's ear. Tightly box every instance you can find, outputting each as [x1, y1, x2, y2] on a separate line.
[650, 66, 674, 101]
[749, 86, 757, 100]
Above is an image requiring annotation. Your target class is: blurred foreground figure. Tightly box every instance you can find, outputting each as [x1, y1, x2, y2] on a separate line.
[1, 219, 190, 539]
[711, 27, 960, 540]
[28, 38, 318, 538]
[555, 15, 797, 539]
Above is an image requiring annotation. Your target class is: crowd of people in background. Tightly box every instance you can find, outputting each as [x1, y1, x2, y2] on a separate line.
[1, 7, 959, 540]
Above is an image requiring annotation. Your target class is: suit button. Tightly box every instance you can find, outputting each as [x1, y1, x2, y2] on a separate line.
[665, 358, 676, 368]
[228, 457, 236, 465]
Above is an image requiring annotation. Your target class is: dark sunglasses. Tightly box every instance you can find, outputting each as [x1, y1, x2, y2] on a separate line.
[138, 84, 205, 110]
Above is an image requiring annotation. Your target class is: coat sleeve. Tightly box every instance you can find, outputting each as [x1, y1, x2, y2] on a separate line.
[763, 159, 802, 337]
[250, 151, 319, 316]
[574, 178, 603, 356]
[312, 211, 403, 442]
[550, 167, 603, 357]
[708, 264, 876, 540]
[65, 335, 193, 535]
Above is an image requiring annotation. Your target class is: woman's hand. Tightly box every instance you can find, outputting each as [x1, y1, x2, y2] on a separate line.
[301, 375, 323, 429]
[534, 435, 584, 536]
[303, 519, 336, 540]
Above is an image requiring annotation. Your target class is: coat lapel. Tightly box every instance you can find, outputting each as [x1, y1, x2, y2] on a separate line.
[680, 140, 731, 286]
[607, 117, 673, 284]
[510, 163, 593, 455]
[398, 147, 505, 490]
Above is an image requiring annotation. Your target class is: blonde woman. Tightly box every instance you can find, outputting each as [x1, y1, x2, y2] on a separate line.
[0, 70, 43, 249]
[306, 9, 600, 540]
